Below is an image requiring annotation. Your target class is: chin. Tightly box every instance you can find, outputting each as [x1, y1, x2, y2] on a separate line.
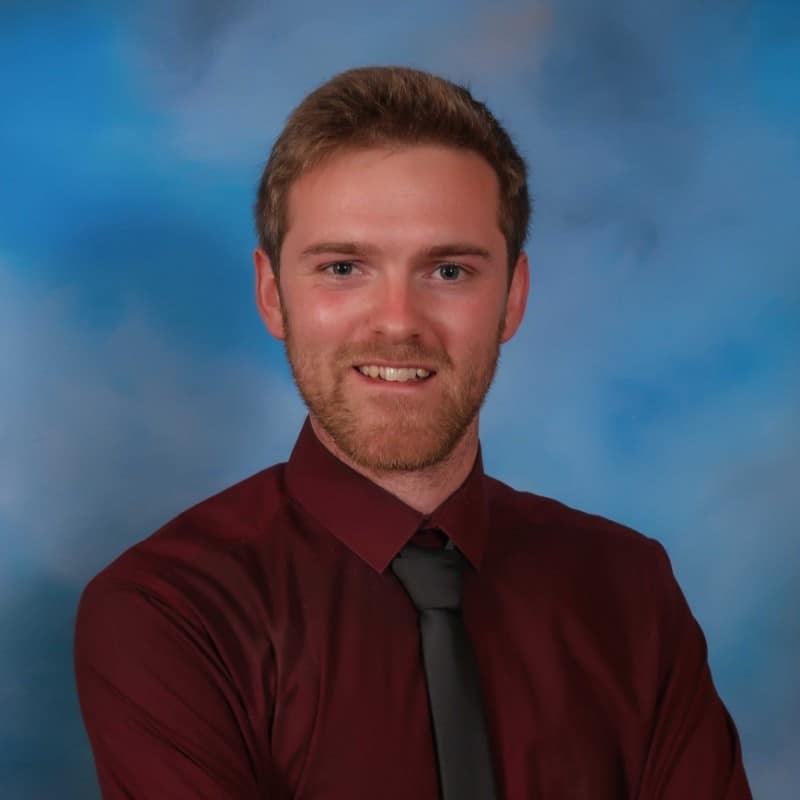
[333, 413, 471, 473]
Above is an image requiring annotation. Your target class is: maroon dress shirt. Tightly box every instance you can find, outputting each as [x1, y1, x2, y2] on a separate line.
[74, 416, 752, 798]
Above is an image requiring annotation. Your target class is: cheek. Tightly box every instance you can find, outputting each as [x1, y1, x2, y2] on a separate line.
[313, 301, 355, 329]
[434, 294, 504, 342]
[289, 289, 358, 336]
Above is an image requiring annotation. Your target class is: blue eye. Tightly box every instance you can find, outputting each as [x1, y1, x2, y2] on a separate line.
[437, 263, 462, 280]
[326, 261, 355, 276]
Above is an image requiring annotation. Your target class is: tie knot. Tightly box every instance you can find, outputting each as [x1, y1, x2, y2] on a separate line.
[390, 541, 466, 611]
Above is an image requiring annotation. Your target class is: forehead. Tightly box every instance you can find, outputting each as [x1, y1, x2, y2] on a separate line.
[282, 145, 504, 253]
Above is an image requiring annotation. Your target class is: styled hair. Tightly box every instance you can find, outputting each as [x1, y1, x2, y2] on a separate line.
[254, 66, 531, 278]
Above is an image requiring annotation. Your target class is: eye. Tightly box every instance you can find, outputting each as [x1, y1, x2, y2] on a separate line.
[436, 263, 465, 281]
[323, 261, 357, 277]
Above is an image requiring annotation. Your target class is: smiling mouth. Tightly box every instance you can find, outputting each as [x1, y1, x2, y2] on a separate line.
[354, 365, 435, 383]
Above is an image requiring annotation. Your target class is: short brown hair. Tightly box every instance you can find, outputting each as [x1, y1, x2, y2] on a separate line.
[254, 66, 531, 278]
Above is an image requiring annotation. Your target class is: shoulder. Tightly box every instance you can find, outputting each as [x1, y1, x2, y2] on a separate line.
[483, 475, 685, 671]
[484, 473, 671, 581]
[78, 463, 290, 626]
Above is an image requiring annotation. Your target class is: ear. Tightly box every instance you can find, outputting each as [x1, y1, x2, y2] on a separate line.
[254, 248, 286, 340]
[500, 251, 530, 343]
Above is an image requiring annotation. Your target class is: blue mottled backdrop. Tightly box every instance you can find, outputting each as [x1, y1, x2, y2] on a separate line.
[1, 1, 798, 797]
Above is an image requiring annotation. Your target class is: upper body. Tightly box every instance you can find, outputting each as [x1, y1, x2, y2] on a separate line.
[74, 416, 751, 798]
[74, 66, 752, 797]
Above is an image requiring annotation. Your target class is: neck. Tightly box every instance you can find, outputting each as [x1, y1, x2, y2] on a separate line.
[308, 415, 480, 515]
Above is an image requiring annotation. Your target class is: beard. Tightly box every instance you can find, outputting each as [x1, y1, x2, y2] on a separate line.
[281, 305, 505, 474]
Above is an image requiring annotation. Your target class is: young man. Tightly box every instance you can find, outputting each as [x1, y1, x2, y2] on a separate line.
[74, 67, 752, 798]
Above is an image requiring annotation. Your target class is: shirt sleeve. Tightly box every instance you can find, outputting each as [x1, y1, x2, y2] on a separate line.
[636, 539, 753, 799]
[74, 576, 268, 799]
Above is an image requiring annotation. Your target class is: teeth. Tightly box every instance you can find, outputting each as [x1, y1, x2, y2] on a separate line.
[357, 365, 432, 382]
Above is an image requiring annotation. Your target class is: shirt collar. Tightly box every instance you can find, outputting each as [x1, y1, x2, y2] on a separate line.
[284, 416, 490, 574]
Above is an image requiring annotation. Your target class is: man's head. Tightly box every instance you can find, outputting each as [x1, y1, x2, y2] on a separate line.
[253, 67, 531, 474]
[254, 66, 531, 280]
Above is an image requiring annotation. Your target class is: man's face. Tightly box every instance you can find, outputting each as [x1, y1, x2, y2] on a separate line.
[256, 144, 528, 473]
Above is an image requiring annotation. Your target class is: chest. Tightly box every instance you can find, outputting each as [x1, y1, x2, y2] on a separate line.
[255, 547, 654, 799]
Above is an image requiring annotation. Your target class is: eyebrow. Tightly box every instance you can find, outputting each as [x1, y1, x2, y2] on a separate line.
[299, 241, 492, 260]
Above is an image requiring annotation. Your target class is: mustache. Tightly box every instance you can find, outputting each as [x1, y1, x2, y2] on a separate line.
[338, 343, 451, 369]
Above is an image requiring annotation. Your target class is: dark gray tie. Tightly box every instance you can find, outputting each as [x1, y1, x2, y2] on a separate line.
[391, 536, 499, 799]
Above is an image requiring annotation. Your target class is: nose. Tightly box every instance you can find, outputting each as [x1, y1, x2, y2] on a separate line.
[369, 273, 426, 340]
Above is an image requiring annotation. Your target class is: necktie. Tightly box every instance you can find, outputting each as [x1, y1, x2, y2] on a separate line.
[391, 534, 499, 799]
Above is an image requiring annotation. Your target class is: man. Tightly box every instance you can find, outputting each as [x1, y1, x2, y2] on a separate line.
[74, 67, 752, 798]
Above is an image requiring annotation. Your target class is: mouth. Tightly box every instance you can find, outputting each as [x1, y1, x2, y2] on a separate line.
[353, 364, 436, 383]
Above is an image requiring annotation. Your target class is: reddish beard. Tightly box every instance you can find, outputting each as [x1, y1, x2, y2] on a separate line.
[281, 313, 505, 473]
